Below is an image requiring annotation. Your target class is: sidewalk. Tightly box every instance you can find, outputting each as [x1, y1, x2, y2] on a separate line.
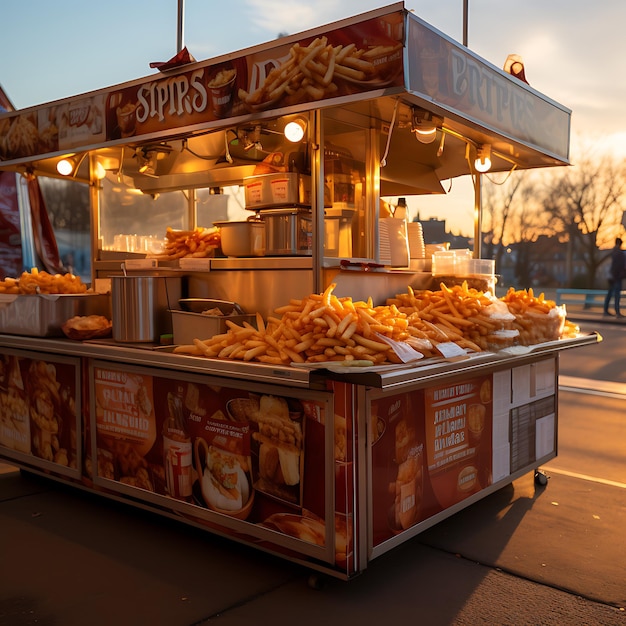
[1, 460, 624, 626]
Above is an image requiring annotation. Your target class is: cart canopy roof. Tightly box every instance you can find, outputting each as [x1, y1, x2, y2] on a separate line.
[0, 2, 570, 192]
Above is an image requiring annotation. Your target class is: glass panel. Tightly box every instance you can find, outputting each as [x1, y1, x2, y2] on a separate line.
[322, 115, 369, 260]
[99, 174, 187, 252]
[196, 185, 248, 228]
[38, 177, 91, 280]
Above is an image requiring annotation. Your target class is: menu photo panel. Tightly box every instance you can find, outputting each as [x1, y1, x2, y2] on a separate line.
[0, 349, 81, 478]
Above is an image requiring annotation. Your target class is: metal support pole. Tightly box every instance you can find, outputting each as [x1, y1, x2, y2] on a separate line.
[474, 174, 482, 258]
[177, 0, 185, 52]
[463, 0, 468, 47]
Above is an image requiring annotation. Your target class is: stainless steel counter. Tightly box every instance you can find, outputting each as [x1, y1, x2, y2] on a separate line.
[0, 331, 600, 390]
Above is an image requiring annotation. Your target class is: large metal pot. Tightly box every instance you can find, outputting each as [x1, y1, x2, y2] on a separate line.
[112, 275, 181, 342]
[213, 219, 265, 257]
[261, 208, 312, 256]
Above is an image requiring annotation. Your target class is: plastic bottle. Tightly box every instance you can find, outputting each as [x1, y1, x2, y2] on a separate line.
[395, 197, 408, 221]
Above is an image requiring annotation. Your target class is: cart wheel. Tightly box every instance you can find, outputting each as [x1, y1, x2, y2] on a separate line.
[307, 572, 327, 590]
[534, 470, 548, 486]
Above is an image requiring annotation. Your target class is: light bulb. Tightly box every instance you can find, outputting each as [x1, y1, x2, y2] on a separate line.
[414, 127, 437, 144]
[94, 161, 107, 180]
[56, 158, 75, 176]
[284, 119, 306, 142]
[474, 145, 492, 173]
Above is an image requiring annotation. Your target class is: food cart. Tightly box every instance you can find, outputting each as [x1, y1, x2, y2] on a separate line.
[0, 3, 597, 582]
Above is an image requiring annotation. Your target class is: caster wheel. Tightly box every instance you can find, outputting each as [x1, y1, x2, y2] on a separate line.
[534, 470, 548, 486]
[307, 573, 327, 590]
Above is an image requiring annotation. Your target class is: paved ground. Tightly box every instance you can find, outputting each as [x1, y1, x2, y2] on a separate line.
[1, 453, 624, 626]
[1, 303, 624, 626]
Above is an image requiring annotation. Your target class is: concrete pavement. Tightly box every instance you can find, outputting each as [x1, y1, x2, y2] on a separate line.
[1, 307, 625, 626]
[1, 456, 624, 626]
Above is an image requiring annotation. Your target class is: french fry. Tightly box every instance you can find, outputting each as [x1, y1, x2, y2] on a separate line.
[352, 334, 392, 352]
[340, 321, 358, 341]
[192, 339, 215, 357]
[173, 343, 203, 355]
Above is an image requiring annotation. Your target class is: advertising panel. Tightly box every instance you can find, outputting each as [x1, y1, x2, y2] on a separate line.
[406, 16, 570, 160]
[0, 8, 404, 159]
[0, 171, 23, 278]
[371, 374, 493, 546]
[103, 11, 404, 141]
[0, 351, 79, 472]
[91, 364, 353, 570]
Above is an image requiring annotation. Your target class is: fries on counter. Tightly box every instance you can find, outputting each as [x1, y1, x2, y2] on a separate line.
[174, 282, 412, 365]
[389, 282, 517, 353]
[173, 281, 580, 366]
[500, 287, 579, 344]
[151, 227, 221, 261]
[0, 268, 88, 295]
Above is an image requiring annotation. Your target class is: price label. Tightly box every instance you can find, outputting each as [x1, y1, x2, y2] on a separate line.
[124, 258, 157, 270]
[435, 341, 468, 360]
[179, 258, 212, 271]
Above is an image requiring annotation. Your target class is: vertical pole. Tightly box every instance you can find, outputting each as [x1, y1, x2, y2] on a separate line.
[463, 0, 469, 47]
[474, 174, 482, 258]
[177, 0, 185, 52]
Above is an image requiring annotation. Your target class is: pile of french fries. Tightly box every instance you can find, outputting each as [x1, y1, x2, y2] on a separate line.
[173, 282, 579, 366]
[174, 282, 411, 365]
[389, 282, 513, 353]
[0, 268, 87, 295]
[238, 36, 402, 109]
[153, 227, 221, 261]
[500, 287, 579, 343]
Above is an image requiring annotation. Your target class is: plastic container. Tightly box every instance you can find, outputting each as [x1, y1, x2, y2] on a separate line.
[432, 252, 496, 293]
[431, 249, 471, 275]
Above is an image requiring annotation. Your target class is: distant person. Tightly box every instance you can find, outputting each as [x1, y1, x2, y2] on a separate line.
[603, 237, 626, 316]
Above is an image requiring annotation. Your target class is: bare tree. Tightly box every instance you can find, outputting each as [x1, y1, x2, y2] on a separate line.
[482, 169, 549, 284]
[542, 150, 626, 287]
[481, 171, 526, 260]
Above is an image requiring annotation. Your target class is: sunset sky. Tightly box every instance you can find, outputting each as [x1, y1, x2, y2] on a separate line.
[1, 1, 623, 235]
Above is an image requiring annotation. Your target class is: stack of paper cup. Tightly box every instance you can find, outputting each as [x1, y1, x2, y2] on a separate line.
[379, 218, 409, 267]
[407, 222, 426, 258]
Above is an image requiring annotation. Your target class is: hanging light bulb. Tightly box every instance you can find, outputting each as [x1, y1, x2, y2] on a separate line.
[474, 144, 492, 173]
[411, 108, 442, 144]
[56, 156, 77, 176]
[414, 127, 437, 144]
[284, 118, 307, 142]
[93, 160, 107, 180]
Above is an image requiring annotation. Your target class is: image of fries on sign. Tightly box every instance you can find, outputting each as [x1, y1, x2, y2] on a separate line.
[238, 18, 404, 112]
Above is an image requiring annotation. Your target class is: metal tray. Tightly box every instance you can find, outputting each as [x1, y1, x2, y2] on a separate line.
[0, 293, 111, 337]
[171, 309, 257, 345]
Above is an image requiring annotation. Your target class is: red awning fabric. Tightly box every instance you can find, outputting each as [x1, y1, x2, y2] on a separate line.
[26, 175, 64, 274]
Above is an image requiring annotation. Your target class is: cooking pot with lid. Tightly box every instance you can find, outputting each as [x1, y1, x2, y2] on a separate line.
[261, 208, 312, 256]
